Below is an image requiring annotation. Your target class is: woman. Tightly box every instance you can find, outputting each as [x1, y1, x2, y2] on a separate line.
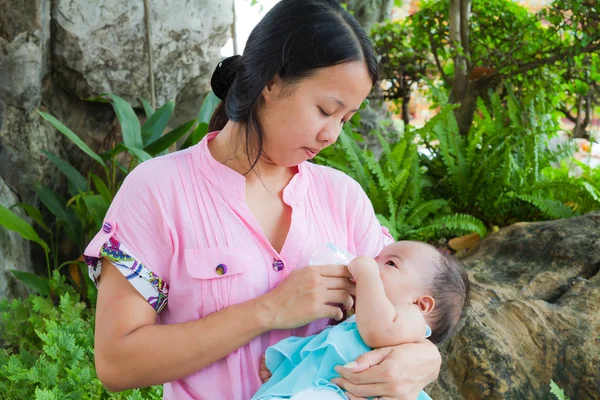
[84, 1, 441, 399]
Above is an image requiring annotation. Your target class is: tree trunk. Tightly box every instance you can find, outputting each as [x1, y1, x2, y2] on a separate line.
[448, 0, 475, 135]
[342, 0, 395, 33]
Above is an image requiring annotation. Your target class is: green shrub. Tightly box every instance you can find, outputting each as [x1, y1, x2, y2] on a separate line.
[0, 93, 220, 297]
[316, 112, 486, 241]
[420, 84, 600, 227]
[0, 272, 162, 399]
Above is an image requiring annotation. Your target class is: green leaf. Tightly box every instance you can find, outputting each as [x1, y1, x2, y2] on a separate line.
[0, 204, 50, 253]
[36, 185, 82, 246]
[9, 270, 50, 295]
[41, 151, 88, 195]
[550, 380, 569, 400]
[10, 203, 51, 233]
[144, 119, 195, 155]
[141, 101, 175, 145]
[82, 195, 109, 229]
[90, 173, 112, 204]
[139, 98, 154, 118]
[38, 112, 106, 167]
[181, 122, 209, 149]
[103, 94, 143, 149]
[197, 91, 221, 124]
[125, 145, 152, 162]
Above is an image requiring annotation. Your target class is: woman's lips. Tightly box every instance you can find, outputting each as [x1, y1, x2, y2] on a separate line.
[304, 147, 318, 159]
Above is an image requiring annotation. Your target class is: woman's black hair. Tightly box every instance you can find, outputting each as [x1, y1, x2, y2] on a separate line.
[208, 0, 379, 172]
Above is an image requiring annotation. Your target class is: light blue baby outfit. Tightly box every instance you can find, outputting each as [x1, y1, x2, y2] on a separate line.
[252, 315, 433, 400]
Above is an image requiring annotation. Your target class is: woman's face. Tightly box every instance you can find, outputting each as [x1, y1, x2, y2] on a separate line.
[257, 61, 373, 167]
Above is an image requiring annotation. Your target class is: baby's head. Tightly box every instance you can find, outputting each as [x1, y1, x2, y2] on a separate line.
[375, 241, 470, 345]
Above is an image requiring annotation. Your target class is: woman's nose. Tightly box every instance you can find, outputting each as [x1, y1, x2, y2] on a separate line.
[317, 123, 342, 146]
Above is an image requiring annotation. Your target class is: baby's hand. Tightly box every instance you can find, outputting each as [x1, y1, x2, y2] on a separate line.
[259, 355, 272, 383]
[347, 256, 379, 280]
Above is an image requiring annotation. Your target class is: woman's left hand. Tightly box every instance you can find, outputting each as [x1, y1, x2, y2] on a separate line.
[331, 341, 441, 400]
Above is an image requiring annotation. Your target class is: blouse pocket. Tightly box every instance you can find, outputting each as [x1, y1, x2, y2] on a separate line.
[184, 248, 252, 317]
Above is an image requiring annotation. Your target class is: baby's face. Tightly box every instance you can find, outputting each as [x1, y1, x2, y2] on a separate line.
[374, 241, 439, 307]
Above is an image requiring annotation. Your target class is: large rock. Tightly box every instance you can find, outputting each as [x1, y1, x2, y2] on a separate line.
[0, 0, 57, 204]
[52, 0, 233, 122]
[0, 176, 33, 301]
[0, 0, 233, 302]
[427, 212, 600, 399]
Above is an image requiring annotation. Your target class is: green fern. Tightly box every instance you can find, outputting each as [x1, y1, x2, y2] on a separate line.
[413, 214, 488, 240]
[317, 117, 486, 242]
[0, 272, 163, 399]
[550, 380, 570, 400]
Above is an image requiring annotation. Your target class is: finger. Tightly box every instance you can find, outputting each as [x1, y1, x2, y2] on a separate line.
[259, 371, 271, 381]
[350, 347, 394, 373]
[316, 264, 353, 279]
[325, 289, 354, 311]
[331, 377, 389, 398]
[344, 393, 364, 400]
[333, 349, 394, 385]
[323, 277, 356, 295]
[325, 304, 345, 321]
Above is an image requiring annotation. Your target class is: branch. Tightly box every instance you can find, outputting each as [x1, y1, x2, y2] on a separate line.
[507, 42, 600, 78]
[450, 0, 468, 100]
[143, 0, 156, 109]
[558, 106, 578, 123]
[428, 31, 451, 85]
[460, 0, 472, 70]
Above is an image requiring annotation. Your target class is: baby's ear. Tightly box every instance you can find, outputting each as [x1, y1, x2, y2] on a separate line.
[415, 295, 435, 314]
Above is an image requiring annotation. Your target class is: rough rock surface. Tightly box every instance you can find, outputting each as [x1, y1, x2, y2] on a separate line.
[0, 176, 33, 301]
[52, 0, 232, 117]
[1, 0, 233, 301]
[427, 212, 600, 400]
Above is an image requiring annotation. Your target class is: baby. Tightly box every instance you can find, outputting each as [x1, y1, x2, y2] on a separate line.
[252, 240, 470, 400]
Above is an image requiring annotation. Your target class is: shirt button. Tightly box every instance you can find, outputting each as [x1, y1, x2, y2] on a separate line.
[216, 264, 228, 275]
[273, 259, 284, 272]
[102, 222, 112, 233]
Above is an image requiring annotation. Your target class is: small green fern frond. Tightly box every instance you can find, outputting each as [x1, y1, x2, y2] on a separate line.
[405, 199, 448, 227]
[513, 193, 575, 219]
[376, 213, 398, 239]
[549, 380, 570, 400]
[365, 153, 389, 192]
[390, 168, 411, 200]
[415, 214, 487, 238]
[338, 128, 369, 188]
[390, 140, 408, 170]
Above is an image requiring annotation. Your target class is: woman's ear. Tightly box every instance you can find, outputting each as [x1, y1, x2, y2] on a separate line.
[261, 74, 283, 102]
[415, 295, 435, 315]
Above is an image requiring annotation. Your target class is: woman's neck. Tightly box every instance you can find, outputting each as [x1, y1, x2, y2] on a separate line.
[208, 121, 296, 190]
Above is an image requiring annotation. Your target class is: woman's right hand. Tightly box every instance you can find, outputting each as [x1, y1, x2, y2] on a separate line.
[258, 264, 356, 330]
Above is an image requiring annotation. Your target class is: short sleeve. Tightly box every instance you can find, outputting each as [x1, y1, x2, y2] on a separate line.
[347, 179, 395, 257]
[84, 237, 169, 312]
[82, 161, 175, 310]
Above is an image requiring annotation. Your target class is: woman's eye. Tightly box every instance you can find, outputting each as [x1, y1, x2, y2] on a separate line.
[319, 107, 332, 117]
[385, 260, 397, 268]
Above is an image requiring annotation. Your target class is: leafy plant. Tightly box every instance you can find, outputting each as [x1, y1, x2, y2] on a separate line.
[550, 380, 570, 400]
[373, 0, 600, 136]
[0, 272, 162, 399]
[316, 113, 486, 241]
[419, 82, 600, 227]
[0, 92, 219, 296]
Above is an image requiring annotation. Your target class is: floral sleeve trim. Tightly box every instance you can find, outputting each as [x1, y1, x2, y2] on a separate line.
[83, 237, 169, 313]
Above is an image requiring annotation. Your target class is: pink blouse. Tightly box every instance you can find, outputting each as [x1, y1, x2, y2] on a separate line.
[84, 131, 394, 399]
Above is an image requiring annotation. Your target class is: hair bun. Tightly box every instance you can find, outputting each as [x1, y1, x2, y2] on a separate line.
[211, 55, 242, 101]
